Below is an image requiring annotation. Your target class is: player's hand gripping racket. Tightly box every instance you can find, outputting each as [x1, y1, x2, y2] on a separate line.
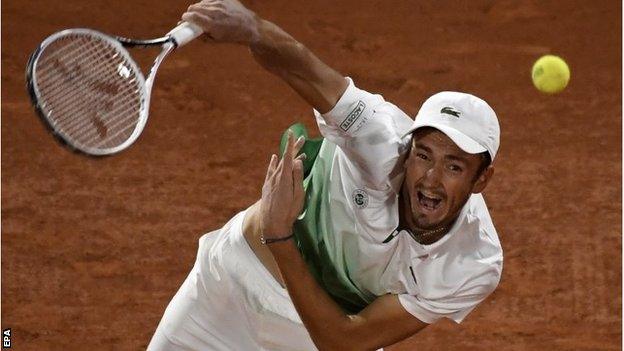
[26, 22, 203, 156]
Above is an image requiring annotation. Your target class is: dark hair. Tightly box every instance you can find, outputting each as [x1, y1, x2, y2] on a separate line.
[475, 152, 492, 179]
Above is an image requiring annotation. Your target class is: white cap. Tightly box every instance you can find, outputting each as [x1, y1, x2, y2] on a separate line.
[404, 91, 500, 160]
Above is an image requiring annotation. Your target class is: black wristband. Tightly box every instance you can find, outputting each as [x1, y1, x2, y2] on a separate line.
[260, 233, 294, 245]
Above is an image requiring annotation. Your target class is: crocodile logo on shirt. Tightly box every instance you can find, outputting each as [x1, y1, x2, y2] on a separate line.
[440, 106, 461, 118]
[352, 189, 369, 209]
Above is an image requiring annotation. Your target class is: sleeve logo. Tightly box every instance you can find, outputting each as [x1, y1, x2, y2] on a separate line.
[340, 101, 366, 131]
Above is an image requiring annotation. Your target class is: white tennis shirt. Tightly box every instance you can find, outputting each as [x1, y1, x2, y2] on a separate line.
[295, 78, 503, 324]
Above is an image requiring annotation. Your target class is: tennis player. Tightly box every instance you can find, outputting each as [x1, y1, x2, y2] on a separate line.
[148, 1, 503, 350]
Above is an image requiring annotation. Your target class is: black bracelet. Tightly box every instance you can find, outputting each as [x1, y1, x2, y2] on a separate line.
[260, 233, 295, 245]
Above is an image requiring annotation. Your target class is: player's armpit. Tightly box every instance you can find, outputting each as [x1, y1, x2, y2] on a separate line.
[337, 294, 429, 350]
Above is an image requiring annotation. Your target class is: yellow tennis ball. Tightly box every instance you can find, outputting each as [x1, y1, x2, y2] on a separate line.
[531, 55, 570, 94]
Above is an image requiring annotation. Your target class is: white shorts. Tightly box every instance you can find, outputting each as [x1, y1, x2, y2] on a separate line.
[147, 211, 318, 351]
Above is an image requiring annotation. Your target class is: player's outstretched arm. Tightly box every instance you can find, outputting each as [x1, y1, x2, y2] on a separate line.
[182, 0, 348, 113]
[249, 20, 348, 114]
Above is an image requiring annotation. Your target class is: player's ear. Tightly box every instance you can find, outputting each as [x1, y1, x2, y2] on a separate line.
[471, 165, 494, 194]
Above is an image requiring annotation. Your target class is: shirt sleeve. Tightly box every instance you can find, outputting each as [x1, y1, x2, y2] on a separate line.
[313, 77, 413, 190]
[398, 264, 502, 324]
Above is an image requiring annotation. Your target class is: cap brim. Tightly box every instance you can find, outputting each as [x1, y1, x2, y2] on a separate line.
[404, 123, 487, 154]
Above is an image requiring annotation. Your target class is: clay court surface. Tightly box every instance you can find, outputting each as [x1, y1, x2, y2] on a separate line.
[2, 0, 621, 349]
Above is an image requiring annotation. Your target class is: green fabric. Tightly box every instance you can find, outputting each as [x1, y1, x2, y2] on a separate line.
[279, 123, 323, 178]
[279, 124, 372, 314]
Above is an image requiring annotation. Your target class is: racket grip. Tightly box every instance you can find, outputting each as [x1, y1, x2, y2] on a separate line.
[168, 22, 203, 47]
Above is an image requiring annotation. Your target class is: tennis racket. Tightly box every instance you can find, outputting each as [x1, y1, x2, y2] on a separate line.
[26, 22, 203, 156]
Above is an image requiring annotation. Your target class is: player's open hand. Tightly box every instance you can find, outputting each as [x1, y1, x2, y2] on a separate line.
[260, 131, 306, 239]
[181, 0, 259, 44]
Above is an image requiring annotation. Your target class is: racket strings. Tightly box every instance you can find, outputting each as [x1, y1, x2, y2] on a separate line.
[38, 40, 136, 118]
[34, 33, 145, 151]
[41, 37, 142, 147]
[38, 43, 141, 149]
[39, 36, 142, 142]
[39, 41, 138, 133]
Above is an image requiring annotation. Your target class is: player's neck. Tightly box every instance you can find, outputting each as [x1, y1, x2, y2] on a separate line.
[408, 225, 450, 245]
[397, 192, 453, 245]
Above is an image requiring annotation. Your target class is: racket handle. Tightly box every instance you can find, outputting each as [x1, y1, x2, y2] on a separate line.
[168, 22, 203, 47]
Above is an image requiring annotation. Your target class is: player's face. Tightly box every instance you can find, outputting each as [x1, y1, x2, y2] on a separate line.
[401, 128, 493, 231]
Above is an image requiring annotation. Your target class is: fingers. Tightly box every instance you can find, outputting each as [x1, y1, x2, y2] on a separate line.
[182, 2, 225, 35]
[181, 11, 218, 42]
[281, 131, 294, 176]
[188, 3, 227, 18]
[295, 153, 307, 163]
[267, 131, 307, 192]
[284, 130, 306, 156]
[294, 134, 305, 155]
[181, 11, 214, 30]
[269, 154, 278, 173]
[181, 0, 258, 44]
[292, 158, 305, 210]
[200, 0, 224, 7]
[282, 131, 305, 175]
[269, 155, 283, 188]
[189, 1, 224, 11]
[264, 154, 278, 184]
[285, 130, 297, 155]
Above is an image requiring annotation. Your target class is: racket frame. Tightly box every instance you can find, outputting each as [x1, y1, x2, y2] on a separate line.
[26, 28, 181, 156]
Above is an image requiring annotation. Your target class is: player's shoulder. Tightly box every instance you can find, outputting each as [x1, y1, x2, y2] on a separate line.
[441, 194, 503, 273]
[457, 195, 503, 279]
[343, 77, 413, 121]
[466, 193, 502, 255]
[371, 100, 413, 128]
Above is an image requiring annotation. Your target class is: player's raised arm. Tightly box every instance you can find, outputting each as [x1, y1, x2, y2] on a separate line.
[181, 0, 348, 113]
